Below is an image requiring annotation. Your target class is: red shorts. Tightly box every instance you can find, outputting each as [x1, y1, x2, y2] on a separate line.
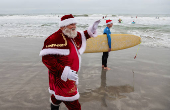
[51, 94, 81, 110]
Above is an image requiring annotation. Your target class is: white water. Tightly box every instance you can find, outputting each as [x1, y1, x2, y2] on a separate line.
[0, 14, 170, 48]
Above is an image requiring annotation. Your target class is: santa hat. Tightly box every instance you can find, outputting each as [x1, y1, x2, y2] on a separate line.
[59, 14, 77, 27]
[106, 19, 113, 25]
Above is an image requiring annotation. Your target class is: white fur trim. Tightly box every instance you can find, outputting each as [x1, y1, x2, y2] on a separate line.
[87, 25, 98, 37]
[76, 78, 79, 85]
[39, 48, 69, 56]
[61, 66, 70, 82]
[79, 31, 87, 54]
[59, 18, 77, 27]
[78, 55, 81, 72]
[106, 21, 113, 25]
[49, 88, 80, 101]
[70, 39, 81, 72]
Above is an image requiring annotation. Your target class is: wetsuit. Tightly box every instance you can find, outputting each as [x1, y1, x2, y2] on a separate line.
[102, 27, 111, 67]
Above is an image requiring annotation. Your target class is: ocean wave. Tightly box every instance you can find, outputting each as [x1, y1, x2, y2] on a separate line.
[41, 23, 57, 27]
[112, 15, 117, 17]
[0, 14, 170, 48]
[73, 14, 88, 17]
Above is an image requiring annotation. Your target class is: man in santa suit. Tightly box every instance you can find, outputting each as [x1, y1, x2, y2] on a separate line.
[39, 14, 100, 110]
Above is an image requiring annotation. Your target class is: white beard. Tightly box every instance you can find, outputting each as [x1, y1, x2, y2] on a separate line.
[62, 27, 77, 39]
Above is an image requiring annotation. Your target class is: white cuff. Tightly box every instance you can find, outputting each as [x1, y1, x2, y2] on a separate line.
[61, 66, 70, 81]
[87, 25, 98, 37]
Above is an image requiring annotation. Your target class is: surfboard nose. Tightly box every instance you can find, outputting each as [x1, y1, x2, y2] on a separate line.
[139, 36, 142, 43]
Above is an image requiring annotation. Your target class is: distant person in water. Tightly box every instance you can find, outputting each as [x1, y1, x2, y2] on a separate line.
[118, 18, 122, 23]
[102, 19, 113, 70]
[132, 21, 135, 24]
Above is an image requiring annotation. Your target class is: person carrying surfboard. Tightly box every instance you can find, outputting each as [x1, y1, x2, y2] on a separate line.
[39, 14, 101, 110]
[102, 19, 113, 70]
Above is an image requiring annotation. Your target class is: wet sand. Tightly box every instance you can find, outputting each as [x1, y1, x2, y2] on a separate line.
[0, 37, 170, 110]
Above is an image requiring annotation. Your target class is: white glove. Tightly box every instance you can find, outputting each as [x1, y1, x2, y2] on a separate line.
[67, 69, 78, 81]
[91, 20, 101, 34]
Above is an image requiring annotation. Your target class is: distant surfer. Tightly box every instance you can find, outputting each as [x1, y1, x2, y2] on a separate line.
[118, 18, 122, 23]
[156, 17, 159, 19]
[132, 21, 135, 24]
[102, 19, 113, 70]
[39, 14, 101, 110]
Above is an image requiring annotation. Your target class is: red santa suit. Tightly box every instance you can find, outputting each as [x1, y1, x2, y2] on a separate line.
[39, 14, 97, 103]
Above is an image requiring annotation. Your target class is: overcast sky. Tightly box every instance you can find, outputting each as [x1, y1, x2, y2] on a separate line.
[0, 0, 170, 14]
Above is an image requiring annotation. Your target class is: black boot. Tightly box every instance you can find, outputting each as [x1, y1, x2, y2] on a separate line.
[51, 103, 59, 110]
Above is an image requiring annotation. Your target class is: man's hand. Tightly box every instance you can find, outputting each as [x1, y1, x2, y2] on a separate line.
[91, 20, 101, 34]
[67, 69, 78, 81]
[108, 48, 111, 52]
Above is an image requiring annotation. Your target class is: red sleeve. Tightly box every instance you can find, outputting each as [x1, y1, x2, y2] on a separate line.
[42, 55, 64, 77]
[83, 30, 91, 40]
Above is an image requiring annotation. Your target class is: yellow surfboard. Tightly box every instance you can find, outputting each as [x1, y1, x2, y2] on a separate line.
[84, 34, 141, 53]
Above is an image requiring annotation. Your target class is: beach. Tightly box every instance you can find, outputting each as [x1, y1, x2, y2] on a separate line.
[0, 37, 170, 110]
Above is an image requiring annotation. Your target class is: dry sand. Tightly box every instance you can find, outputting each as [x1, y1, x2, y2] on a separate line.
[0, 37, 170, 110]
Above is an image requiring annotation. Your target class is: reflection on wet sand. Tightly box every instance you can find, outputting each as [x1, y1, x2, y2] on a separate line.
[79, 68, 134, 107]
